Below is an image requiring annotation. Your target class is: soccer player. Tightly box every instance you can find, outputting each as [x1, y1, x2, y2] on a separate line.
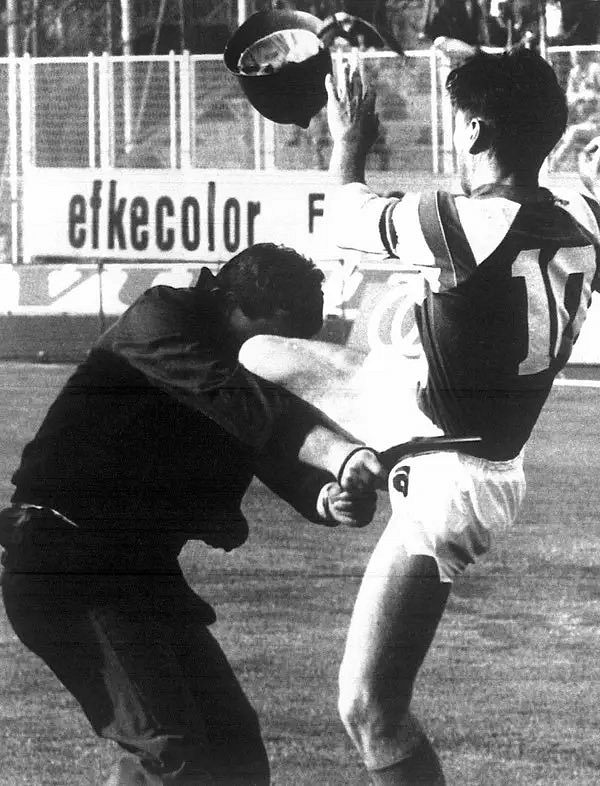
[0, 243, 386, 786]
[240, 51, 600, 784]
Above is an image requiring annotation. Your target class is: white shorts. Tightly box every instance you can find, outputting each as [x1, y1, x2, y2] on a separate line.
[388, 449, 526, 582]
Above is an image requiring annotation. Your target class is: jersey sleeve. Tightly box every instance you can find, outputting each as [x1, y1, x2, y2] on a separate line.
[328, 183, 440, 269]
[253, 447, 334, 524]
[253, 393, 336, 523]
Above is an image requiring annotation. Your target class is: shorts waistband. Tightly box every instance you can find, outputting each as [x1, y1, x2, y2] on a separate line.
[456, 449, 525, 472]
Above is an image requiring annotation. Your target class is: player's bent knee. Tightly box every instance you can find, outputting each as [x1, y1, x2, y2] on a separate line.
[239, 334, 330, 392]
[338, 686, 426, 769]
[338, 665, 417, 767]
[239, 336, 366, 411]
[337, 682, 375, 756]
[239, 335, 288, 381]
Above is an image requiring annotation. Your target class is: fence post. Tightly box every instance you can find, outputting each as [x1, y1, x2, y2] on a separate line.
[438, 56, 454, 174]
[123, 56, 133, 157]
[264, 119, 275, 170]
[8, 52, 19, 264]
[99, 52, 113, 167]
[180, 50, 192, 168]
[87, 52, 96, 168]
[169, 50, 178, 168]
[20, 53, 32, 170]
[430, 47, 439, 175]
[253, 110, 262, 170]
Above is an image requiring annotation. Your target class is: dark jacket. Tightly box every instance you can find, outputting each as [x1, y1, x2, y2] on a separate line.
[11, 270, 333, 551]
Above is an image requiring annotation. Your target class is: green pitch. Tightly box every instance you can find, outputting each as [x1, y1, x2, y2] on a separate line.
[0, 363, 598, 785]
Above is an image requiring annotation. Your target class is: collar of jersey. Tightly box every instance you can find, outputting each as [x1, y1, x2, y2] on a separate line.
[469, 183, 555, 204]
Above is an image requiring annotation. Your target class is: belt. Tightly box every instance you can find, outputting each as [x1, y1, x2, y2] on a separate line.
[0, 503, 78, 550]
[15, 503, 77, 527]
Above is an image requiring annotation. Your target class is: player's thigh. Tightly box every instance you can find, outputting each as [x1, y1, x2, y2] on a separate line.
[239, 335, 366, 404]
[340, 453, 468, 695]
[240, 337, 429, 447]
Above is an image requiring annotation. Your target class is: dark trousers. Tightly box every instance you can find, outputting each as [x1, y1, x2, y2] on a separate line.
[0, 506, 270, 785]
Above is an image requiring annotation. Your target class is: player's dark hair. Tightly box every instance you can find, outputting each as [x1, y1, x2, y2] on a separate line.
[446, 48, 568, 172]
[215, 243, 325, 338]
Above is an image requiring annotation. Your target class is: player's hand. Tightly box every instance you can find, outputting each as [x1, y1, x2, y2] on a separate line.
[322, 482, 377, 528]
[338, 447, 387, 493]
[325, 65, 379, 152]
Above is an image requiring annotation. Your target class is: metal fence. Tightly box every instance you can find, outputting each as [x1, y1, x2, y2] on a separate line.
[18, 50, 439, 172]
[1, 45, 600, 263]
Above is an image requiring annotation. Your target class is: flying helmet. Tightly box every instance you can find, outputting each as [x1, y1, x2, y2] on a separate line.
[224, 8, 392, 128]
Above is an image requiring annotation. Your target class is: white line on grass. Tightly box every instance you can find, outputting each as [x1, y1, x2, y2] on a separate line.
[555, 378, 600, 387]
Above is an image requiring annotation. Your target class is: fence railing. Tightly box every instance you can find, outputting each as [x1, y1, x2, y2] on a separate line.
[1, 45, 599, 264]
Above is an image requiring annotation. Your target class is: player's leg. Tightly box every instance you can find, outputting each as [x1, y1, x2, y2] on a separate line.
[338, 531, 450, 786]
[339, 450, 526, 785]
[239, 335, 431, 449]
[239, 334, 367, 412]
[338, 453, 457, 784]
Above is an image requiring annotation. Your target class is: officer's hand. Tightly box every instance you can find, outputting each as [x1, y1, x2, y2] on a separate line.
[321, 482, 378, 528]
[338, 447, 387, 493]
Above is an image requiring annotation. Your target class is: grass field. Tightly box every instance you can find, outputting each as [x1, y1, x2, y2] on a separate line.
[0, 363, 599, 785]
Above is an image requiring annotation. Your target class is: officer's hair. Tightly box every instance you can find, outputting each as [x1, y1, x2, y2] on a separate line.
[446, 48, 568, 172]
[215, 243, 325, 338]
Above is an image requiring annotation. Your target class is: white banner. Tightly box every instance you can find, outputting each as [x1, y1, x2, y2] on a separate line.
[23, 168, 342, 263]
[18, 167, 600, 364]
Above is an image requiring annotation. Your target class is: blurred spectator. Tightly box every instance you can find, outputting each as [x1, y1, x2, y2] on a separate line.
[550, 49, 600, 167]
[0, 223, 10, 264]
[546, 0, 564, 40]
[486, 0, 541, 47]
[423, 0, 485, 45]
[559, 0, 600, 44]
[487, 0, 517, 45]
[565, 49, 600, 112]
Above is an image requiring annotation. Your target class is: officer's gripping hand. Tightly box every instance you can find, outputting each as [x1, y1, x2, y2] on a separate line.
[318, 482, 378, 528]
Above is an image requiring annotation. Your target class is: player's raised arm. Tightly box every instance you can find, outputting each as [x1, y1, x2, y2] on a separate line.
[325, 67, 416, 258]
[325, 65, 379, 185]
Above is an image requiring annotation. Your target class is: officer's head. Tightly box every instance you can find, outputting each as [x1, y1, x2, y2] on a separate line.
[215, 243, 325, 342]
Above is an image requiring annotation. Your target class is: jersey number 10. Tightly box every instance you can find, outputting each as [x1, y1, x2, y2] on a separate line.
[512, 246, 596, 375]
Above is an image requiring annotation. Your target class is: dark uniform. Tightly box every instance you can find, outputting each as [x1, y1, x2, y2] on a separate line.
[1, 269, 335, 785]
